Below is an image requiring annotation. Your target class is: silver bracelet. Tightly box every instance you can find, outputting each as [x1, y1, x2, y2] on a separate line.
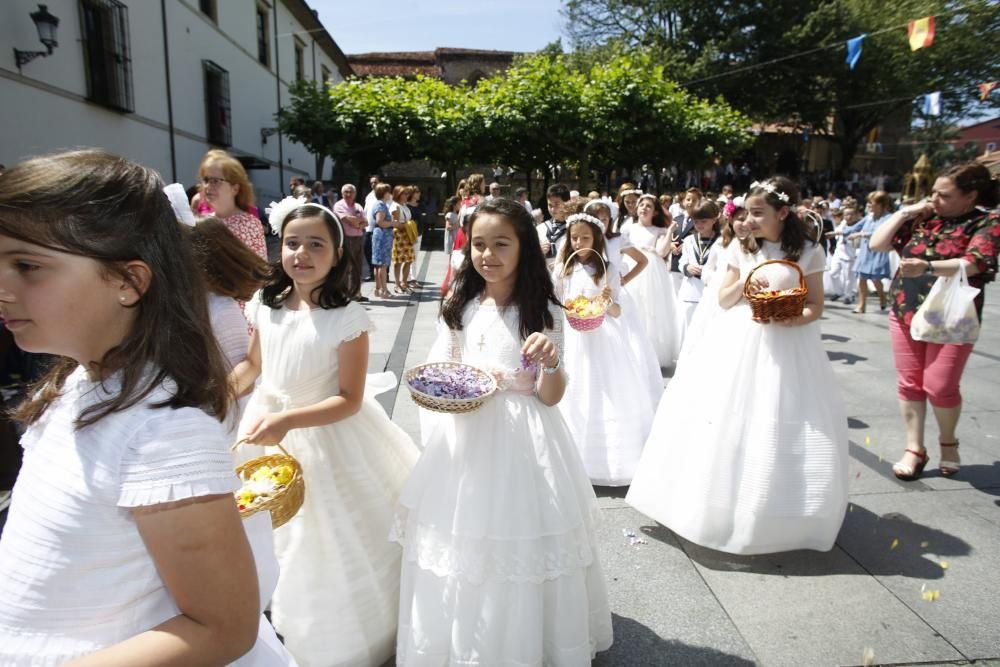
[542, 357, 562, 375]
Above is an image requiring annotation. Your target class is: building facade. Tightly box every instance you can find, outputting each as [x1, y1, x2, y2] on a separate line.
[1, 0, 352, 204]
[347, 48, 516, 85]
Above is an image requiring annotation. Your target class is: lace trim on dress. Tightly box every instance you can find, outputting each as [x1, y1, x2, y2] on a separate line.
[117, 475, 239, 508]
[389, 508, 599, 585]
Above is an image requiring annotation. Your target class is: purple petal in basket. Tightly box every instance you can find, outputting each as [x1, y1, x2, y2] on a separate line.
[408, 365, 492, 400]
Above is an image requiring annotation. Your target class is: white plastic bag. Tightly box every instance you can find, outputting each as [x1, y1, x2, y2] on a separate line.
[909, 263, 980, 344]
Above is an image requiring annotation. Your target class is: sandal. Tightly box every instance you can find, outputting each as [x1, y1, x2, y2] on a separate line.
[852, 306, 866, 314]
[939, 440, 960, 477]
[893, 448, 929, 481]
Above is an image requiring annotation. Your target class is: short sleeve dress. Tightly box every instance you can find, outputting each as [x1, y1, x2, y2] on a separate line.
[0, 368, 291, 665]
[236, 295, 419, 667]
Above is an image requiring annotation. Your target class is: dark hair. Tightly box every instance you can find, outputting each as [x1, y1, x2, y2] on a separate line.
[374, 183, 392, 199]
[691, 199, 720, 220]
[445, 195, 460, 212]
[638, 194, 668, 228]
[441, 198, 561, 340]
[942, 162, 999, 208]
[557, 217, 608, 283]
[514, 187, 528, 198]
[614, 183, 639, 235]
[583, 199, 613, 237]
[744, 176, 814, 261]
[261, 205, 352, 310]
[0, 149, 231, 427]
[546, 183, 571, 202]
[187, 217, 271, 300]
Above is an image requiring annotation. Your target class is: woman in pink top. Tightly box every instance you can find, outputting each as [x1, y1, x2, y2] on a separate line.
[196, 150, 268, 261]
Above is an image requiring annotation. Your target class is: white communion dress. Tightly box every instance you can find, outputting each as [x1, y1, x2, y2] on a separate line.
[237, 296, 420, 667]
[554, 262, 657, 486]
[622, 223, 682, 369]
[605, 234, 665, 407]
[393, 300, 613, 666]
[627, 240, 849, 555]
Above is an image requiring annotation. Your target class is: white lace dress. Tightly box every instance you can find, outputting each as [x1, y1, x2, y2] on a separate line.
[393, 300, 613, 666]
[622, 223, 682, 369]
[627, 241, 849, 554]
[236, 297, 420, 667]
[554, 263, 657, 486]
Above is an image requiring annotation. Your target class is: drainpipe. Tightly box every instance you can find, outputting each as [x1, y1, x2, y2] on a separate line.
[273, 0, 285, 194]
[160, 0, 177, 182]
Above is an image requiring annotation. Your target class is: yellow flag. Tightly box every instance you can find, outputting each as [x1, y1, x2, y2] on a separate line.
[908, 17, 935, 51]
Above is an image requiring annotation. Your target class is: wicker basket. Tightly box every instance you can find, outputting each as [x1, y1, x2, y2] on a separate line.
[562, 249, 610, 332]
[744, 259, 808, 323]
[232, 441, 305, 530]
[405, 362, 498, 414]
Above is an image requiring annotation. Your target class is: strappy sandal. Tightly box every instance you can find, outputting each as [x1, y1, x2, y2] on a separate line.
[892, 448, 929, 481]
[939, 440, 960, 477]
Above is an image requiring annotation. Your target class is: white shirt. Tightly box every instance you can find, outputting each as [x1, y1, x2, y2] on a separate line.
[0, 368, 241, 665]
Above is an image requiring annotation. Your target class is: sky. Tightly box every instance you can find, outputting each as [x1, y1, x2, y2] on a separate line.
[309, 0, 565, 55]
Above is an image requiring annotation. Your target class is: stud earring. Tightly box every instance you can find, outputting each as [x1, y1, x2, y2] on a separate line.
[119, 295, 127, 303]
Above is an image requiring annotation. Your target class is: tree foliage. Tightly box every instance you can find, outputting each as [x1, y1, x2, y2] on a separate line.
[281, 54, 752, 185]
[562, 0, 1000, 172]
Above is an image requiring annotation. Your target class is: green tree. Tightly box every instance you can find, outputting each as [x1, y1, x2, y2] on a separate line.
[562, 0, 1000, 174]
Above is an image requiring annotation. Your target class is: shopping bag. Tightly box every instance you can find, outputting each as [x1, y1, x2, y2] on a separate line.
[909, 263, 980, 344]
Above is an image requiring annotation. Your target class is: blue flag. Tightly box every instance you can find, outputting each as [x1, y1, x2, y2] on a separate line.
[846, 34, 866, 70]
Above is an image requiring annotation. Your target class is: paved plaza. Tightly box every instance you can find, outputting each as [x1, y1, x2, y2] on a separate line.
[369, 247, 1000, 667]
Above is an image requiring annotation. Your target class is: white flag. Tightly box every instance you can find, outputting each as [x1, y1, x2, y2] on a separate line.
[923, 91, 941, 116]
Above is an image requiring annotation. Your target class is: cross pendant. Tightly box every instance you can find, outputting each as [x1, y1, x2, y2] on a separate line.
[477, 333, 486, 352]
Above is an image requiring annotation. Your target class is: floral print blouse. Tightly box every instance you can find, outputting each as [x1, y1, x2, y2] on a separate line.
[890, 208, 1000, 327]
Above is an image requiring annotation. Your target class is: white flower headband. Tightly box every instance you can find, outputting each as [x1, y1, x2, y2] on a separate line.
[749, 180, 791, 204]
[620, 188, 643, 198]
[583, 199, 610, 215]
[566, 212, 606, 233]
[163, 183, 196, 227]
[266, 196, 344, 248]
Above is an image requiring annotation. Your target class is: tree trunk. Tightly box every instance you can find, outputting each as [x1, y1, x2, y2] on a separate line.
[314, 154, 326, 182]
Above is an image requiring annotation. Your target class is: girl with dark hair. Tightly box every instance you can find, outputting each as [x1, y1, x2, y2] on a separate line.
[622, 193, 681, 369]
[614, 182, 641, 233]
[584, 199, 663, 406]
[230, 198, 419, 666]
[553, 211, 659, 487]
[628, 176, 849, 555]
[394, 198, 613, 665]
[870, 161, 1000, 481]
[0, 150, 289, 665]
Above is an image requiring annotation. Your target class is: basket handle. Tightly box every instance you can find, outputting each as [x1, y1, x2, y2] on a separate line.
[231, 437, 290, 458]
[560, 247, 608, 288]
[743, 259, 806, 299]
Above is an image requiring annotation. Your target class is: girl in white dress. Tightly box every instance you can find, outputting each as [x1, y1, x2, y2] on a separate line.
[622, 194, 681, 369]
[627, 177, 849, 555]
[393, 198, 613, 665]
[586, 199, 663, 405]
[0, 150, 289, 666]
[553, 208, 657, 486]
[231, 197, 420, 667]
[615, 184, 642, 234]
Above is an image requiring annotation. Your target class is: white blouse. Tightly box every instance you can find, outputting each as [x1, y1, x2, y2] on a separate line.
[0, 368, 239, 665]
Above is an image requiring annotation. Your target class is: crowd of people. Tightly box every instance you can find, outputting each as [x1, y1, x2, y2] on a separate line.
[0, 146, 996, 666]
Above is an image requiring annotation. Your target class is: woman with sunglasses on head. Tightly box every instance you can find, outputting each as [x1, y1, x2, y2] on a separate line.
[196, 150, 268, 261]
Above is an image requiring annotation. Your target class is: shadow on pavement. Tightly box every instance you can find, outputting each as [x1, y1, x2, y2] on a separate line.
[826, 350, 868, 365]
[594, 485, 630, 499]
[635, 504, 970, 580]
[593, 614, 755, 666]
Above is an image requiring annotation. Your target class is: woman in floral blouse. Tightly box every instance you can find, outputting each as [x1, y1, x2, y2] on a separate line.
[871, 162, 999, 481]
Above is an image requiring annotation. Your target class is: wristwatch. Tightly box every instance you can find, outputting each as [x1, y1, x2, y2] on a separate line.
[542, 357, 562, 375]
[925, 260, 933, 275]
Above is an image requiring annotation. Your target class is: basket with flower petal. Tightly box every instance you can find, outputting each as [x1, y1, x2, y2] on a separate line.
[743, 259, 808, 323]
[561, 248, 610, 332]
[232, 441, 305, 530]
[405, 361, 498, 414]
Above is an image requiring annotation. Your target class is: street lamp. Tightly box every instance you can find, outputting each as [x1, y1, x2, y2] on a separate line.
[13, 4, 60, 73]
[260, 127, 279, 144]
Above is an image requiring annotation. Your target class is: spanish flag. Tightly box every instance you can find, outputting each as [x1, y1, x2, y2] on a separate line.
[979, 82, 998, 101]
[908, 16, 935, 51]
